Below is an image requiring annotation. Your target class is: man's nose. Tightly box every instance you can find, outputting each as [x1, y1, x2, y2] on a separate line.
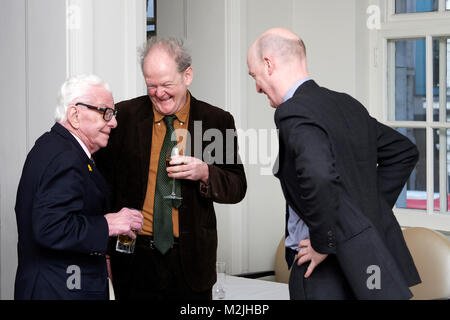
[155, 87, 166, 98]
[108, 115, 118, 128]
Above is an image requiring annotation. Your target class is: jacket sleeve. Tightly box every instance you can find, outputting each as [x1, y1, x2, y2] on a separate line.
[281, 114, 339, 255]
[375, 121, 419, 208]
[32, 150, 109, 254]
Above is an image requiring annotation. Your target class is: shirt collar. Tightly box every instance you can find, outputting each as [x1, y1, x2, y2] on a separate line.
[153, 91, 191, 124]
[283, 77, 310, 103]
[69, 132, 91, 159]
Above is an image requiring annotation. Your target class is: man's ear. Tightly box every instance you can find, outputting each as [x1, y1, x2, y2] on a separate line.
[66, 105, 80, 129]
[184, 66, 194, 87]
[264, 57, 274, 76]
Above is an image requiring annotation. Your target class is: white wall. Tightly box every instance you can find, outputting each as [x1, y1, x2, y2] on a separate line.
[66, 0, 146, 101]
[293, 1, 357, 95]
[0, 0, 67, 300]
[0, 0, 373, 299]
[245, 0, 294, 275]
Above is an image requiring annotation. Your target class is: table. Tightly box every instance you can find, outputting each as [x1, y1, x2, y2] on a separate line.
[213, 275, 289, 300]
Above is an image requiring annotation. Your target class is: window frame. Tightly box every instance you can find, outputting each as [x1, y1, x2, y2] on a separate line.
[146, 0, 156, 38]
[375, 0, 450, 231]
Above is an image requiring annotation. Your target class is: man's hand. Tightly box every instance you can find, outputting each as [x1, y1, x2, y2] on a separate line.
[104, 207, 143, 238]
[297, 239, 328, 278]
[167, 155, 209, 183]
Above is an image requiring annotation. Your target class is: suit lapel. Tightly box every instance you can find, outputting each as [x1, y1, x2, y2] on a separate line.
[88, 160, 109, 205]
[187, 94, 199, 160]
[181, 94, 205, 202]
[137, 116, 154, 191]
[134, 97, 155, 202]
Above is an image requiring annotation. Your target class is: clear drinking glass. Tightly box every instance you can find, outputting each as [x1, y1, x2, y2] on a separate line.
[214, 261, 226, 299]
[115, 230, 137, 254]
[164, 145, 182, 200]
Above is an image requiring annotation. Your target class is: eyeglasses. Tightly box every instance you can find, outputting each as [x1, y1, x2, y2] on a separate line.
[75, 102, 118, 121]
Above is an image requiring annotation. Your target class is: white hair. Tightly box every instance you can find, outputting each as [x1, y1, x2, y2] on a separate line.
[54, 74, 112, 123]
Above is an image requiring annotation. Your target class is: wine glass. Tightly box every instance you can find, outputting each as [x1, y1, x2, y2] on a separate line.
[214, 261, 226, 299]
[164, 145, 182, 200]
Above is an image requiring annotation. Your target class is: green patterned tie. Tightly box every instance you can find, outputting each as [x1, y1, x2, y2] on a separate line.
[153, 115, 181, 254]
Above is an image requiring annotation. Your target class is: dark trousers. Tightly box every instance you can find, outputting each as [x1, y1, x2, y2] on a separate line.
[110, 237, 212, 300]
[289, 254, 355, 300]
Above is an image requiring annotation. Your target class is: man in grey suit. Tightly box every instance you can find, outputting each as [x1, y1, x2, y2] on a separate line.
[247, 28, 421, 299]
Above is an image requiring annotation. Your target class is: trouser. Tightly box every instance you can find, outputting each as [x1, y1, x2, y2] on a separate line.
[289, 254, 355, 300]
[110, 236, 212, 300]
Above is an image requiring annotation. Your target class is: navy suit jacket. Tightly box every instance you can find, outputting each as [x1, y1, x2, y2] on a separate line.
[15, 123, 110, 299]
[274, 80, 421, 299]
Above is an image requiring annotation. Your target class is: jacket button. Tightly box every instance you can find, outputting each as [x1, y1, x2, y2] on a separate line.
[327, 231, 333, 237]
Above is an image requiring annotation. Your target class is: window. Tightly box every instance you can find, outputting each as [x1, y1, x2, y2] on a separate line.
[395, 0, 438, 13]
[377, 0, 450, 231]
[147, 0, 156, 38]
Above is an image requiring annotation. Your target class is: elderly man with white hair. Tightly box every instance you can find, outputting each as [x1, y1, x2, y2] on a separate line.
[14, 74, 143, 300]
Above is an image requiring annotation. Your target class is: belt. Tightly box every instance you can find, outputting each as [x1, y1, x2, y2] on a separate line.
[136, 235, 180, 250]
